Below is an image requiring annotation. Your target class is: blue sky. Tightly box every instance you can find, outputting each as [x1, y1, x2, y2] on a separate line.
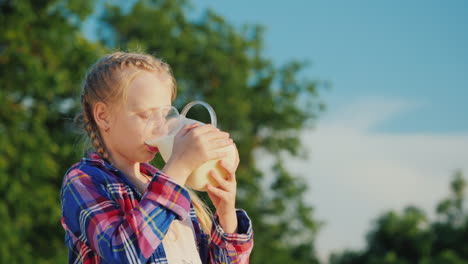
[84, 0, 468, 261]
[194, 0, 468, 133]
[192, 0, 468, 261]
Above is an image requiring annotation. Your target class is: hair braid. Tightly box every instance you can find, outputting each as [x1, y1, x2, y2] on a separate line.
[82, 97, 110, 162]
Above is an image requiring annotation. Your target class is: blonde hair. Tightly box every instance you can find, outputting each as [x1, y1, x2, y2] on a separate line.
[76, 51, 213, 235]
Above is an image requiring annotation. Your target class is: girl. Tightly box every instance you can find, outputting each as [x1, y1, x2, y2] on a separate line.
[60, 52, 253, 264]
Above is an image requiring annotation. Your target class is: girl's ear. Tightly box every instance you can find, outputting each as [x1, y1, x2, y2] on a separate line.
[94, 102, 112, 132]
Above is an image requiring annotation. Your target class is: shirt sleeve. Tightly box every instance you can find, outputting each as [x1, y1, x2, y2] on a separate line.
[61, 167, 191, 263]
[209, 209, 254, 264]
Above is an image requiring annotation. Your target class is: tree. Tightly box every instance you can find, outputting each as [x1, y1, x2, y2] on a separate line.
[0, 0, 325, 262]
[329, 170, 468, 264]
[430, 170, 468, 262]
[0, 0, 104, 262]
[101, 1, 325, 262]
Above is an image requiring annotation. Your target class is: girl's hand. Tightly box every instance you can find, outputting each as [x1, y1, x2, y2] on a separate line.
[206, 144, 240, 233]
[162, 124, 233, 185]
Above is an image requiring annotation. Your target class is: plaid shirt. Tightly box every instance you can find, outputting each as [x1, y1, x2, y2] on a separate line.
[60, 153, 253, 264]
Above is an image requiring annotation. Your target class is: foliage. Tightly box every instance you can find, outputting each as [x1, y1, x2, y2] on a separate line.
[101, 1, 325, 262]
[0, 0, 105, 262]
[330, 170, 468, 264]
[0, 0, 324, 262]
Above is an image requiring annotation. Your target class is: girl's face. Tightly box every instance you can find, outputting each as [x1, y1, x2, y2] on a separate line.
[105, 70, 173, 164]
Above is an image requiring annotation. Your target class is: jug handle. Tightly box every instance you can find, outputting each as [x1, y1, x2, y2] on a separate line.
[180, 101, 218, 128]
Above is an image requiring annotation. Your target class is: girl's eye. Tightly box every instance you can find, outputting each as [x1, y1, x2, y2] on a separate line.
[139, 112, 150, 119]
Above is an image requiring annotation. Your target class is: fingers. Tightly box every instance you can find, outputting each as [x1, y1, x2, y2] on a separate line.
[209, 162, 236, 187]
[232, 143, 240, 169]
[177, 123, 199, 137]
[206, 183, 229, 200]
[178, 123, 224, 140]
[204, 130, 231, 142]
[209, 169, 229, 187]
[208, 151, 228, 161]
[207, 138, 234, 151]
[188, 124, 220, 136]
[176, 124, 237, 172]
[218, 160, 236, 181]
[186, 125, 234, 153]
[206, 164, 237, 217]
[189, 124, 230, 140]
[206, 179, 236, 211]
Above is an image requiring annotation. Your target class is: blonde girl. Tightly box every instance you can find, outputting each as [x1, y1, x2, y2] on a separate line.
[60, 52, 253, 264]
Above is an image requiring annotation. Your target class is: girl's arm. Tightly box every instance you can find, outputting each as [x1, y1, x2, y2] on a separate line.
[205, 153, 254, 263]
[61, 166, 190, 264]
[208, 209, 254, 264]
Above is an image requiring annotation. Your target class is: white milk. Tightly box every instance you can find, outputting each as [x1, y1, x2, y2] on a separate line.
[146, 135, 175, 162]
[146, 136, 237, 192]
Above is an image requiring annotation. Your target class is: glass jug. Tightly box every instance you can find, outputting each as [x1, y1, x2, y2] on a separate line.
[144, 101, 237, 191]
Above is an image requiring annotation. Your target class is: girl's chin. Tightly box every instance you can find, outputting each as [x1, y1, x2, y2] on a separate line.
[142, 145, 159, 163]
[142, 148, 158, 163]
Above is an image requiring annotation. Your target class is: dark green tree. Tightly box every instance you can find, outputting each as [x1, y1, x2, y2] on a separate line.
[0, 0, 104, 262]
[430, 170, 468, 262]
[1, 0, 325, 262]
[330, 170, 468, 264]
[101, 1, 325, 262]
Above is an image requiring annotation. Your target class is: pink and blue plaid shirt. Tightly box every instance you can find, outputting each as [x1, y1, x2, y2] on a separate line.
[60, 152, 253, 264]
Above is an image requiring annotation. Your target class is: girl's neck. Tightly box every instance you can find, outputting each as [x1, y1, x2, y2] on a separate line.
[108, 154, 149, 189]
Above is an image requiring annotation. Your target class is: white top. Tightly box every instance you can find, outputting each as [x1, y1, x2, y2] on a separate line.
[162, 215, 203, 264]
[142, 180, 202, 264]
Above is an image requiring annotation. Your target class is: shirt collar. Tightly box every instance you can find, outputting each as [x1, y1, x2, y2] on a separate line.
[84, 152, 159, 176]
